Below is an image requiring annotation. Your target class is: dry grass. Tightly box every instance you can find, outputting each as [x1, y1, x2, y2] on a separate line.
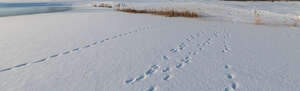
[116, 8, 199, 18]
[254, 10, 263, 25]
[93, 3, 112, 8]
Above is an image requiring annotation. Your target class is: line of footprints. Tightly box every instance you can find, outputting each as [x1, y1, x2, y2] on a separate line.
[224, 64, 239, 91]
[125, 32, 218, 91]
[0, 25, 153, 73]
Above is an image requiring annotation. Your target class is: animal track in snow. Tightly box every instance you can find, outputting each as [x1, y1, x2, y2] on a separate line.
[145, 86, 157, 91]
[222, 29, 232, 54]
[50, 54, 59, 58]
[152, 33, 217, 87]
[145, 65, 159, 76]
[32, 58, 47, 63]
[224, 82, 239, 91]
[125, 65, 159, 85]
[178, 43, 186, 50]
[224, 64, 239, 91]
[92, 41, 98, 45]
[135, 74, 146, 82]
[100, 40, 105, 43]
[72, 48, 80, 52]
[112, 36, 118, 39]
[14, 63, 28, 68]
[162, 67, 170, 72]
[125, 78, 135, 84]
[162, 56, 169, 60]
[231, 82, 239, 89]
[180, 58, 191, 64]
[225, 64, 231, 69]
[175, 63, 184, 68]
[163, 75, 171, 81]
[1, 25, 155, 73]
[83, 45, 91, 48]
[227, 73, 235, 79]
[62, 51, 70, 55]
[170, 49, 177, 53]
[145, 68, 156, 75]
[224, 87, 234, 91]
[0, 67, 12, 72]
[222, 45, 231, 53]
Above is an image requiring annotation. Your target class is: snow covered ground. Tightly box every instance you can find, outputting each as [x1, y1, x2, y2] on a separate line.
[0, 0, 300, 91]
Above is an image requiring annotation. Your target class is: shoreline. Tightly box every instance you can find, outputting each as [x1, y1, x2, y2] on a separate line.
[0, 2, 73, 17]
[0, 7, 72, 17]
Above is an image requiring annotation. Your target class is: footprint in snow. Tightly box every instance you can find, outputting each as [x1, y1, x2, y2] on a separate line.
[179, 43, 186, 50]
[224, 87, 234, 91]
[145, 65, 159, 75]
[112, 36, 118, 39]
[135, 74, 146, 82]
[163, 75, 171, 81]
[151, 65, 159, 69]
[0, 67, 12, 72]
[50, 54, 59, 58]
[72, 48, 80, 52]
[83, 45, 90, 48]
[227, 73, 235, 79]
[146, 86, 157, 91]
[125, 78, 135, 84]
[176, 63, 184, 68]
[163, 56, 169, 60]
[185, 56, 191, 60]
[32, 58, 47, 63]
[92, 41, 98, 45]
[199, 48, 203, 51]
[225, 64, 231, 69]
[222, 45, 231, 53]
[62, 51, 70, 55]
[231, 82, 239, 89]
[100, 40, 105, 43]
[145, 69, 156, 75]
[162, 67, 170, 72]
[170, 49, 177, 53]
[14, 63, 28, 68]
[180, 59, 191, 64]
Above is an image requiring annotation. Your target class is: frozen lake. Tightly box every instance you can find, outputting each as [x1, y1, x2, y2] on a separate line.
[0, 2, 72, 17]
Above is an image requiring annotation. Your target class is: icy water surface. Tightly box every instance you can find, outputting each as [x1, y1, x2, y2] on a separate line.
[0, 2, 72, 17]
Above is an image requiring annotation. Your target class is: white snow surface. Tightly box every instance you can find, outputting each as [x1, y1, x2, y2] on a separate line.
[1, 1, 300, 91]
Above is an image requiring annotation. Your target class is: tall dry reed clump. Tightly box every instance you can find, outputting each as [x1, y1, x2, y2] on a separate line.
[93, 3, 112, 8]
[116, 8, 199, 18]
